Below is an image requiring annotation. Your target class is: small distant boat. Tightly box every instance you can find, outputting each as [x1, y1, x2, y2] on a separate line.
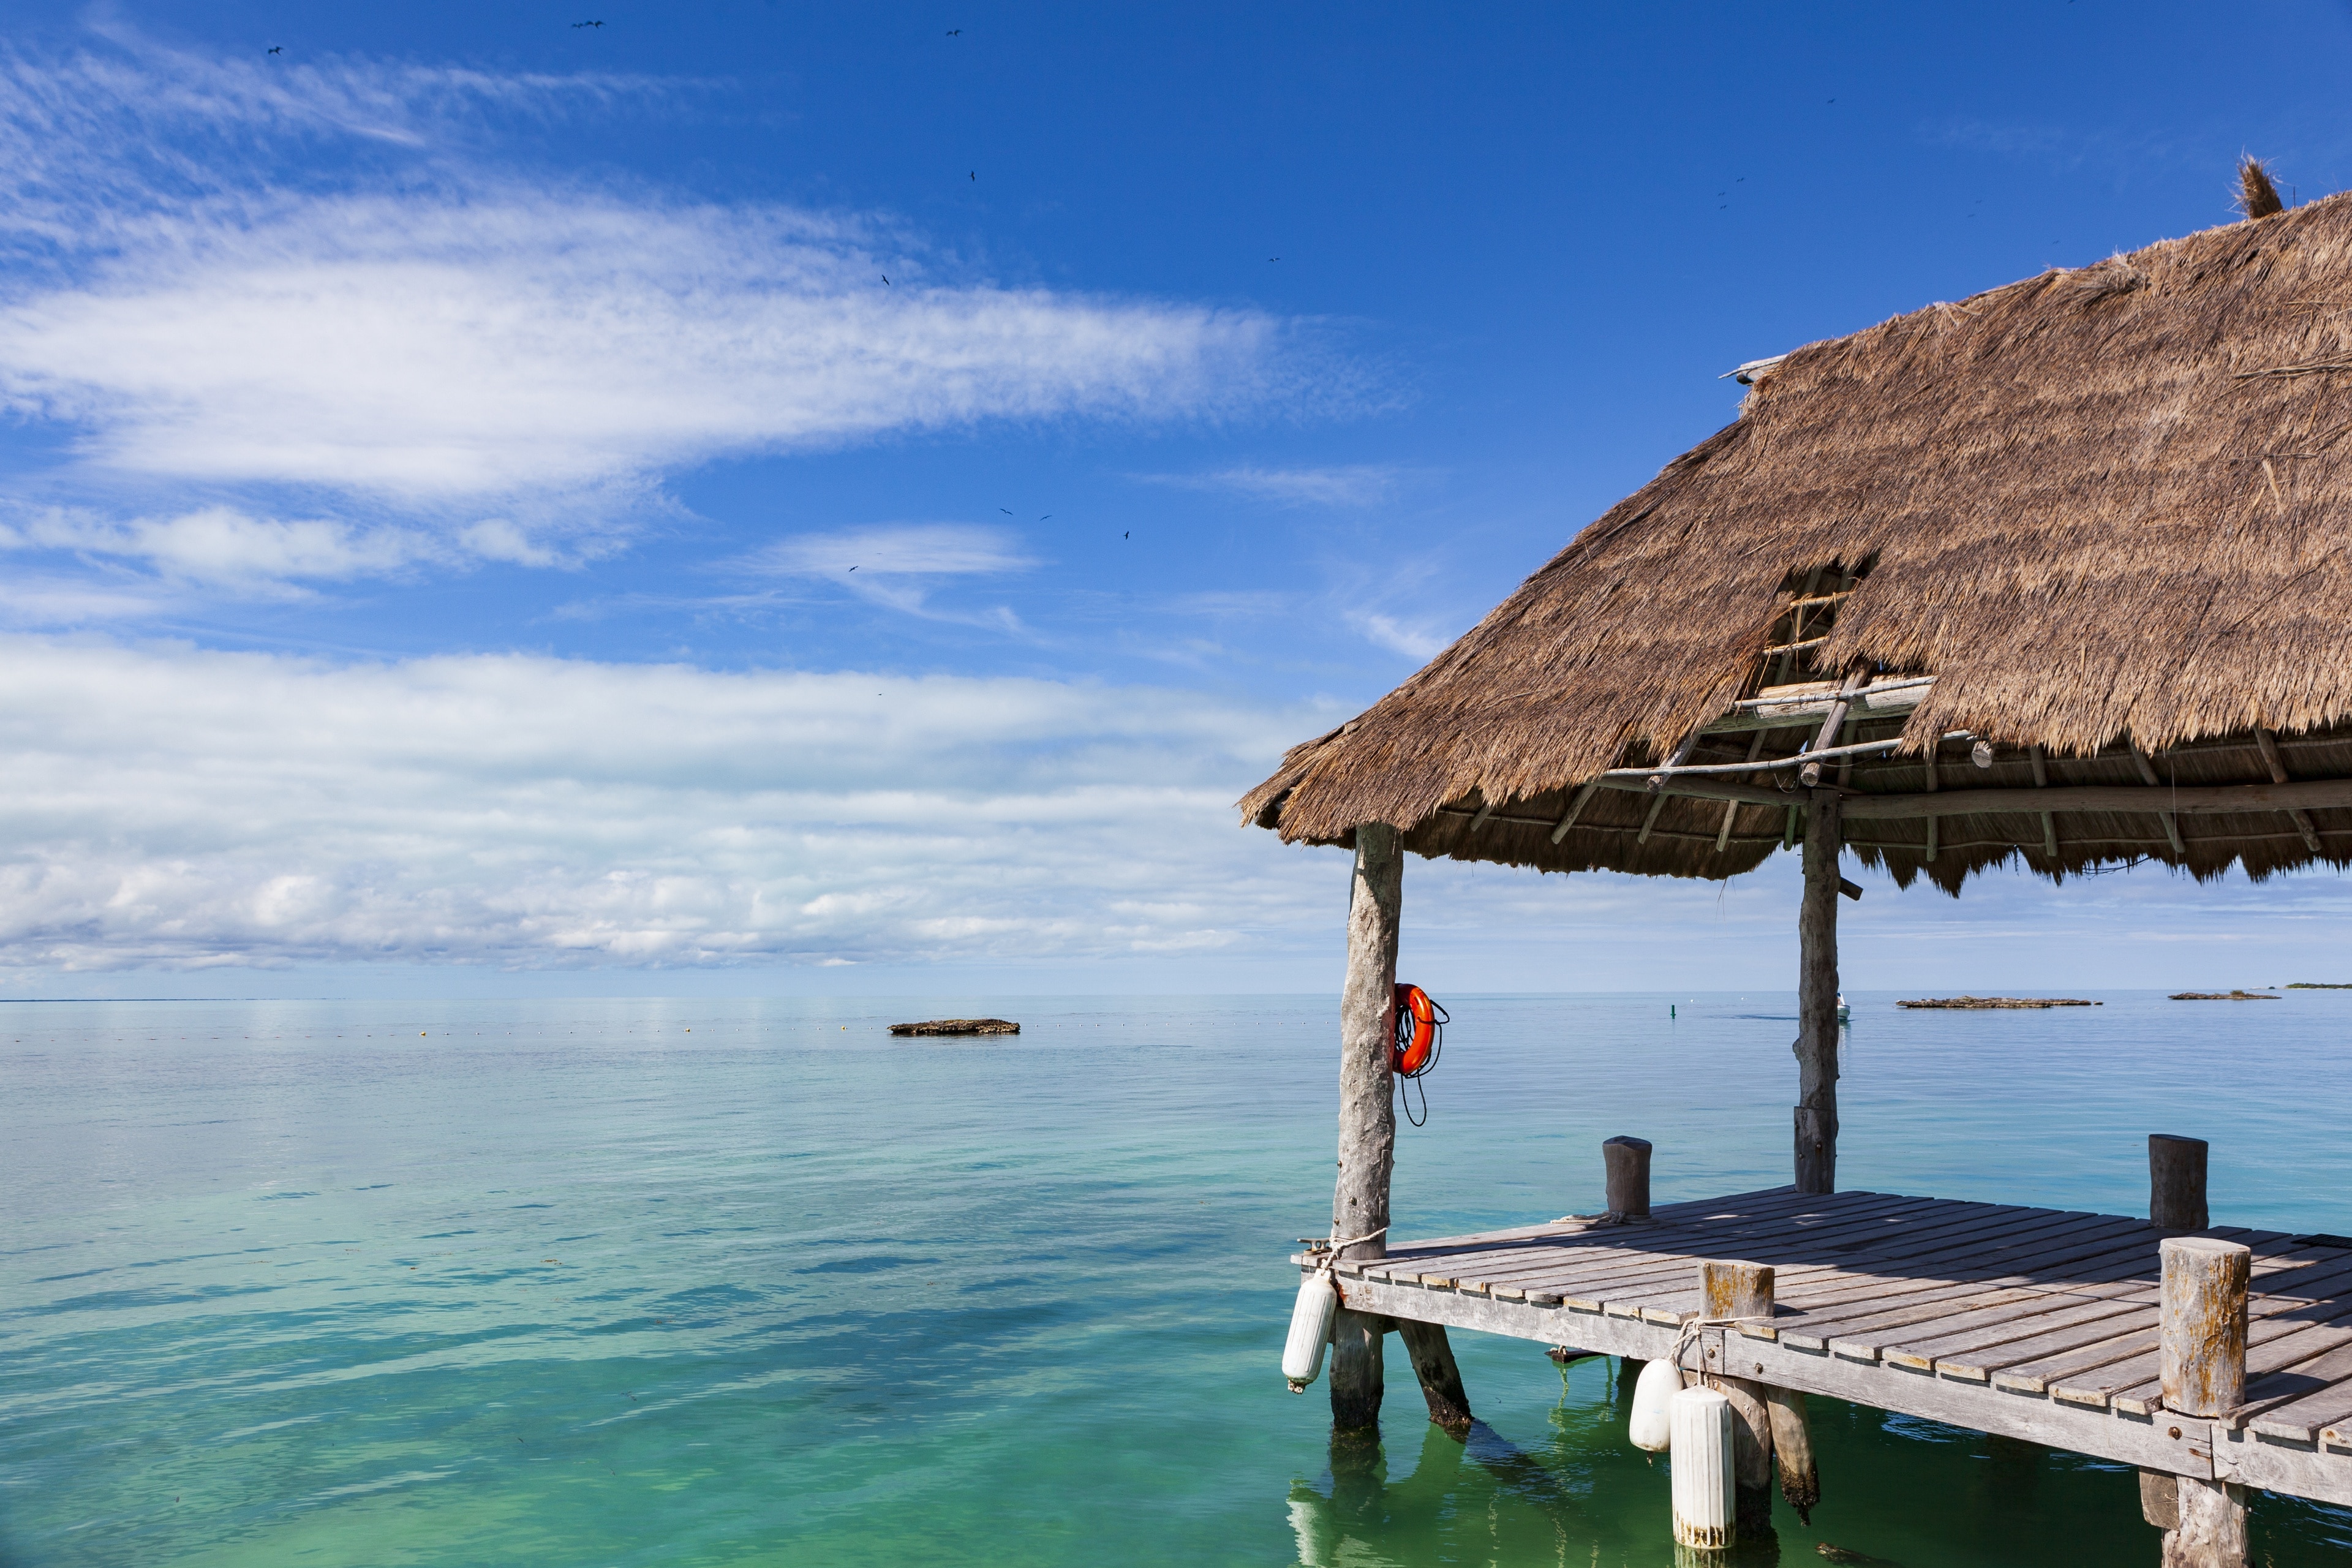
[1837, 994, 1850, 1025]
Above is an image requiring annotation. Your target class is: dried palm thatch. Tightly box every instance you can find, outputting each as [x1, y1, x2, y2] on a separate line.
[1240, 184, 2352, 894]
[2240, 156, 2286, 221]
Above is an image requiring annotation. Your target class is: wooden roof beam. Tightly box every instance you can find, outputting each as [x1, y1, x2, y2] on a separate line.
[1581, 775, 2352, 821]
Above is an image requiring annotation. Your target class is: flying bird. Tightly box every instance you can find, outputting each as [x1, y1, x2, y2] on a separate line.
[849, 566, 858, 571]
[267, 45, 282, 54]
[1123, 531, 1130, 539]
[573, 20, 605, 28]
[969, 171, 976, 181]
[881, 275, 890, 285]
[1268, 256, 1279, 262]
[946, 28, 962, 34]
[1038, 514, 1051, 521]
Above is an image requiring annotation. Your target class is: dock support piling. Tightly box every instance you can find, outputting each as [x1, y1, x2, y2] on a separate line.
[1329, 1308, 1386, 1432]
[1604, 1135, 1653, 1219]
[2160, 1234, 2250, 1566]
[1396, 1319, 1472, 1434]
[1794, 790, 1842, 1194]
[1330, 823, 1401, 1430]
[1766, 1386, 1819, 1524]
[1700, 1261, 1778, 1535]
[2151, 1134, 2211, 1231]
[2163, 1477, 2248, 1568]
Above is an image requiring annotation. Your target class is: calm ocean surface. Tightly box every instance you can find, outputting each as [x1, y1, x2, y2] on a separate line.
[7, 990, 2352, 1566]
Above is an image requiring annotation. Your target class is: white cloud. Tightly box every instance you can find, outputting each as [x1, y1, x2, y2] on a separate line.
[1142, 464, 1405, 508]
[1348, 610, 1452, 660]
[0, 636, 1348, 971]
[0, 635, 2344, 987]
[0, 198, 1291, 503]
[0, 35, 1340, 590]
[744, 524, 1035, 579]
[10, 504, 437, 587]
[724, 523, 1036, 622]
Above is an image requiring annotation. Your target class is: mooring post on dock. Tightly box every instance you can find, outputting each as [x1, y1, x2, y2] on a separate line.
[1793, 789, 1842, 1194]
[2150, 1134, 2211, 1231]
[1699, 1261, 1778, 1536]
[1603, 1134, 1653, 1219]
[1329, 822, 1402, 1431]
[2158, 1234, 2251, 1567]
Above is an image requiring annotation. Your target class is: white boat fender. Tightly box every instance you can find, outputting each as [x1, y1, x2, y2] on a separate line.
[1282, 1226, 1386, 1390]
[1628, 1355, 1682, 1452]
[1282, 1270, 1338, 1391]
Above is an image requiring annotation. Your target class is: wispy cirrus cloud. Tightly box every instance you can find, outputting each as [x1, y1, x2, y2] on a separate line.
[731, 522, 1037, 622]
[2, 504, 440, 589]
[741, 524, 1037, 580]
[0, 31, 1350, 603]
[1137, 463, 1408, 508]
[1347, 610, 1452, 660]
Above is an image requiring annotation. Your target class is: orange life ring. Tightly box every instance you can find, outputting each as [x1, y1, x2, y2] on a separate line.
[1392, 983, 1446, 1077]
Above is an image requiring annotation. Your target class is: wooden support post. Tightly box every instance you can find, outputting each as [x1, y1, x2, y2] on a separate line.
[1329, 1309, 1385, 1432]
[1396, 1319, 1472, 1434]
[2164, 1477, 2249, 1568]
[1330, 823, 1401, 1430]
[1604, 1135, 1653, 1219]
[1795, 789, 1842, 1194]
[2150, 1134, 2211, 1231]
[1700, 1262, 1777, 1535]
[2159, 1231, 2250, 1566]
[1766, 1387, 1819, 1523]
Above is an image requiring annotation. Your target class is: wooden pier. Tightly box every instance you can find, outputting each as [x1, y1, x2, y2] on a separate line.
[1300, 1184, 2352, 1510]
[1237, 173, 2352, 1561]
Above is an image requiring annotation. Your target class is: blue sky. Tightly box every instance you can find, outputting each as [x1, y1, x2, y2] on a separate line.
[4, 2, 2352, 996]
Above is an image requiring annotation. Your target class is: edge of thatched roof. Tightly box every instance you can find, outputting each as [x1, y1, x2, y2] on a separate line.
[1242, 187, 2352, 889]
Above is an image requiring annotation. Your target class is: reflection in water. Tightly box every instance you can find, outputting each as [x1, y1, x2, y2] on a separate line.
[1279, 1349, 2342, 1567]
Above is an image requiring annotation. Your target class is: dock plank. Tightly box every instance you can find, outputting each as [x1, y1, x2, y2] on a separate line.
[1329, 1188, 2352, 1508]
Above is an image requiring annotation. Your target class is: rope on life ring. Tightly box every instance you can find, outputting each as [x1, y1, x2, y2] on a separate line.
[1391, 982, 1448, 1126]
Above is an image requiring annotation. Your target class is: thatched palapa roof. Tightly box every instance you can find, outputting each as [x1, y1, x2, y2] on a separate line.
[1240, 177, 2352, 892]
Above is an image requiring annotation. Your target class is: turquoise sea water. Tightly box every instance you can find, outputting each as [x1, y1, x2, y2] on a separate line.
[7, 990, 2352, 1566]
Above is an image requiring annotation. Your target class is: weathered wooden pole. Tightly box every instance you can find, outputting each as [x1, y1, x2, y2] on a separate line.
[1604, 1134, 1653, 1219]
[1700, 1261, 1777, 1536]
[1794, 788, 1843, 1193]
[1330, 823, 1403, 1431]
[1396, 1320, 1472, 1434]
[2160, 1235, 2251, 1567]
[2165, 1478, 2248, 1568]
[2151, 1134, 2211, 1231]
[1328, 1311, 1385, 1433]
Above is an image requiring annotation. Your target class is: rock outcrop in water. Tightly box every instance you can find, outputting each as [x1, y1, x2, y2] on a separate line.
[888, 1018, 1021, 1036]
[1896, 996, 2100, 1009]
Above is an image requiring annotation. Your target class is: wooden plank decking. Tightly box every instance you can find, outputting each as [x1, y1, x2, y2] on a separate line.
[1298, 1186, 2352, 1508]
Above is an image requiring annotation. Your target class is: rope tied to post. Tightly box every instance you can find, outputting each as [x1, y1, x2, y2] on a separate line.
[1301, 1224, 1389, 1273]
[1669, 1313, 1770, 1380]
